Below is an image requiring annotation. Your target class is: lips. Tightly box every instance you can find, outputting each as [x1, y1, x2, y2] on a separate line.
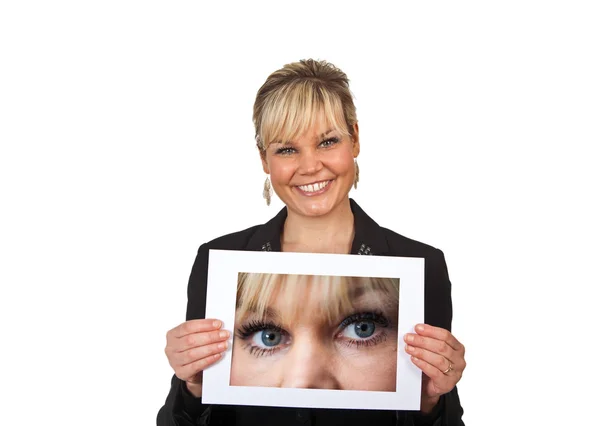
[295, 180, 333, 195]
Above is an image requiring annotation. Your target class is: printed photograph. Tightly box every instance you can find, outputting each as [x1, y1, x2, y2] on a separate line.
[230, 273, 400, 391]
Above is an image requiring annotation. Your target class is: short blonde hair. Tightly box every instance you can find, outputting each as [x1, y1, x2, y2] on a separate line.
[253, 59, 358, 151]
[237, 273, 399, 324]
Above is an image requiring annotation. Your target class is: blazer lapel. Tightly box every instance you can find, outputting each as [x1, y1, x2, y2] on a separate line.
[245, 198, 389, 255]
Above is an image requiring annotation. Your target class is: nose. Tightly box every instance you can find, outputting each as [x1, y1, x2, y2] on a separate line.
[280, 332, 341, 389]
[297, 149, 323, 175]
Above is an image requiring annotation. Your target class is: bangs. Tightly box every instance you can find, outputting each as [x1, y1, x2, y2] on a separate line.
[237, 273, 399, 324]
[258, 81, 351, 149]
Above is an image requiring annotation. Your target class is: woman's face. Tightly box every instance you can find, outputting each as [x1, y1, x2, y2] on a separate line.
[261, 116, 360, 218]
[230, 277, 398, 391]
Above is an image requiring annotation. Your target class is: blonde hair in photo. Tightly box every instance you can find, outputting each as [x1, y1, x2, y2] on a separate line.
[253, 59, 358, 151]
[236, 273, 399, 324]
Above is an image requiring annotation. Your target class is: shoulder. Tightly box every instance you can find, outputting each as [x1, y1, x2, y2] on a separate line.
[199, 224, 263, 251]
[371, 224, 453, 329]
[379, 226, 450, 285]
[380, 226, 445, 259]
[185, 223, 267, 321]
[351, 198, 445, 261]
[378, 226, 453, 329]
[195, 205, 286, 254]
[351, 199, 445, 260]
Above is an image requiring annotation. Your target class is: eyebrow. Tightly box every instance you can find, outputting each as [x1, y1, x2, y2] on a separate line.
[237, 287, 396, 328]
[349, 285, 396, 304]
[272, 129, 336, 146]
[351, 284, 389, 297]
[239, 306, 282, 321]
[351, 286, 368, 299]
[319, 129, 335, 139]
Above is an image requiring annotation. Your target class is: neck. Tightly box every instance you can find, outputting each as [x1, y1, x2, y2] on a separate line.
[281, 198, 355, 254]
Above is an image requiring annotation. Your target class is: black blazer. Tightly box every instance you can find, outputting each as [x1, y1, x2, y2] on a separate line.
[157, 199, 465, 426]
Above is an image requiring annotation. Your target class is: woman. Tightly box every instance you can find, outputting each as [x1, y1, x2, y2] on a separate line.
[158, 59, 466, 426]
[231, 274, 400, 391]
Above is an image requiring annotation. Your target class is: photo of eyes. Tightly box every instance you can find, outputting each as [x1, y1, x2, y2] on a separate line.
[230, 273, 400, 392]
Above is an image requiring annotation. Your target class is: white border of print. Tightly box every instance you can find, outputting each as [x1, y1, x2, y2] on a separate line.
[202, 249, 425, 411]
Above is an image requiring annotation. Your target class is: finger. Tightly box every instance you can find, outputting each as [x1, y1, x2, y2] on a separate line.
[405, 344, 456, 375]
[413, 324, 463, 352]
[170, 319, 223, 338]
[176, 340, 229, 367]
[404, 333, 454, 360]
[176, 352, 225, 381]
[409, 355, 453, 389]
[177, 329, 231, 352]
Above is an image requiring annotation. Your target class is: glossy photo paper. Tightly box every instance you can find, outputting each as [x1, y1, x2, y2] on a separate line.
[202, 250, 424, 411]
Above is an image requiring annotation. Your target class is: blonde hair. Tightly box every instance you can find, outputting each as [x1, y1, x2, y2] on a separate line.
[253, 59, 358, 151]
[237, 273, 399, 323]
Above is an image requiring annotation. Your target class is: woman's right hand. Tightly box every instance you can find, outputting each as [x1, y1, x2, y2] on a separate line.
[164, 319, 230, 398]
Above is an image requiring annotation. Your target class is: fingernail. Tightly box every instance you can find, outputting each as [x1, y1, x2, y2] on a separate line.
[218, 341, 228, 350]
[213, 320, 222, 328]
[416, 324, 425, 332]
[407, 345, 414, 352]
[405, 334, 414, 342]
[219, 330, 229, 338]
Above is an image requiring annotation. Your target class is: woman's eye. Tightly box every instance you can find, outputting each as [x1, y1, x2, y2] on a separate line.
[275, 147, 295, 155]
[354, 321, 376, 338]
[319, 137, 339, 147]
[247, 328, 291, 353]
[341, 320, 377, 339]
[237, 320, 292, 357]
[337, 311, 390, 348]
[253, 329, 282, 347]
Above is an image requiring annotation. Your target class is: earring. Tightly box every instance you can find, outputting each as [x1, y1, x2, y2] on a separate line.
[263, 176, 272, 206]
[353, 159, 360, 189]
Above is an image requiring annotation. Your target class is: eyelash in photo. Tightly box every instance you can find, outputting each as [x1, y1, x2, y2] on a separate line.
[236, 310, 392, 358]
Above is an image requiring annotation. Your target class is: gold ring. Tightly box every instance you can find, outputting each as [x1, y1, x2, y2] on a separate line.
[443, 363, 454, 375]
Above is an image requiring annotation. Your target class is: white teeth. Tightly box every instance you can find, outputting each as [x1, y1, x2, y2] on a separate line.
[298, 180, 330, 193]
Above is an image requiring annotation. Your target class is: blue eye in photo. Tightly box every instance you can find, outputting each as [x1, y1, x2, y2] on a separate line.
[337, 311, 390, 348]
[237, 320, 291, 357]
[260, 329, 282, 347]
[353, 321, 376, 338]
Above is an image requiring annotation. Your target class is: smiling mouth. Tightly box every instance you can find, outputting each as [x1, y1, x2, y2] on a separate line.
[296, 180, 333, 194]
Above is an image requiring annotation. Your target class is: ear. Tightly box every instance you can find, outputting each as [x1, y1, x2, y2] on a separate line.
[258, 146, 270, 174]
[352, 122, 360, 158]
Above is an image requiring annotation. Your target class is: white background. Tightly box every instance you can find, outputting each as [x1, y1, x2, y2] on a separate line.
[1, 1, 598, 425]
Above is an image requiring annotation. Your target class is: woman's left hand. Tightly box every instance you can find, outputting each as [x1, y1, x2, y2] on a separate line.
[404, 324, 466, 413]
